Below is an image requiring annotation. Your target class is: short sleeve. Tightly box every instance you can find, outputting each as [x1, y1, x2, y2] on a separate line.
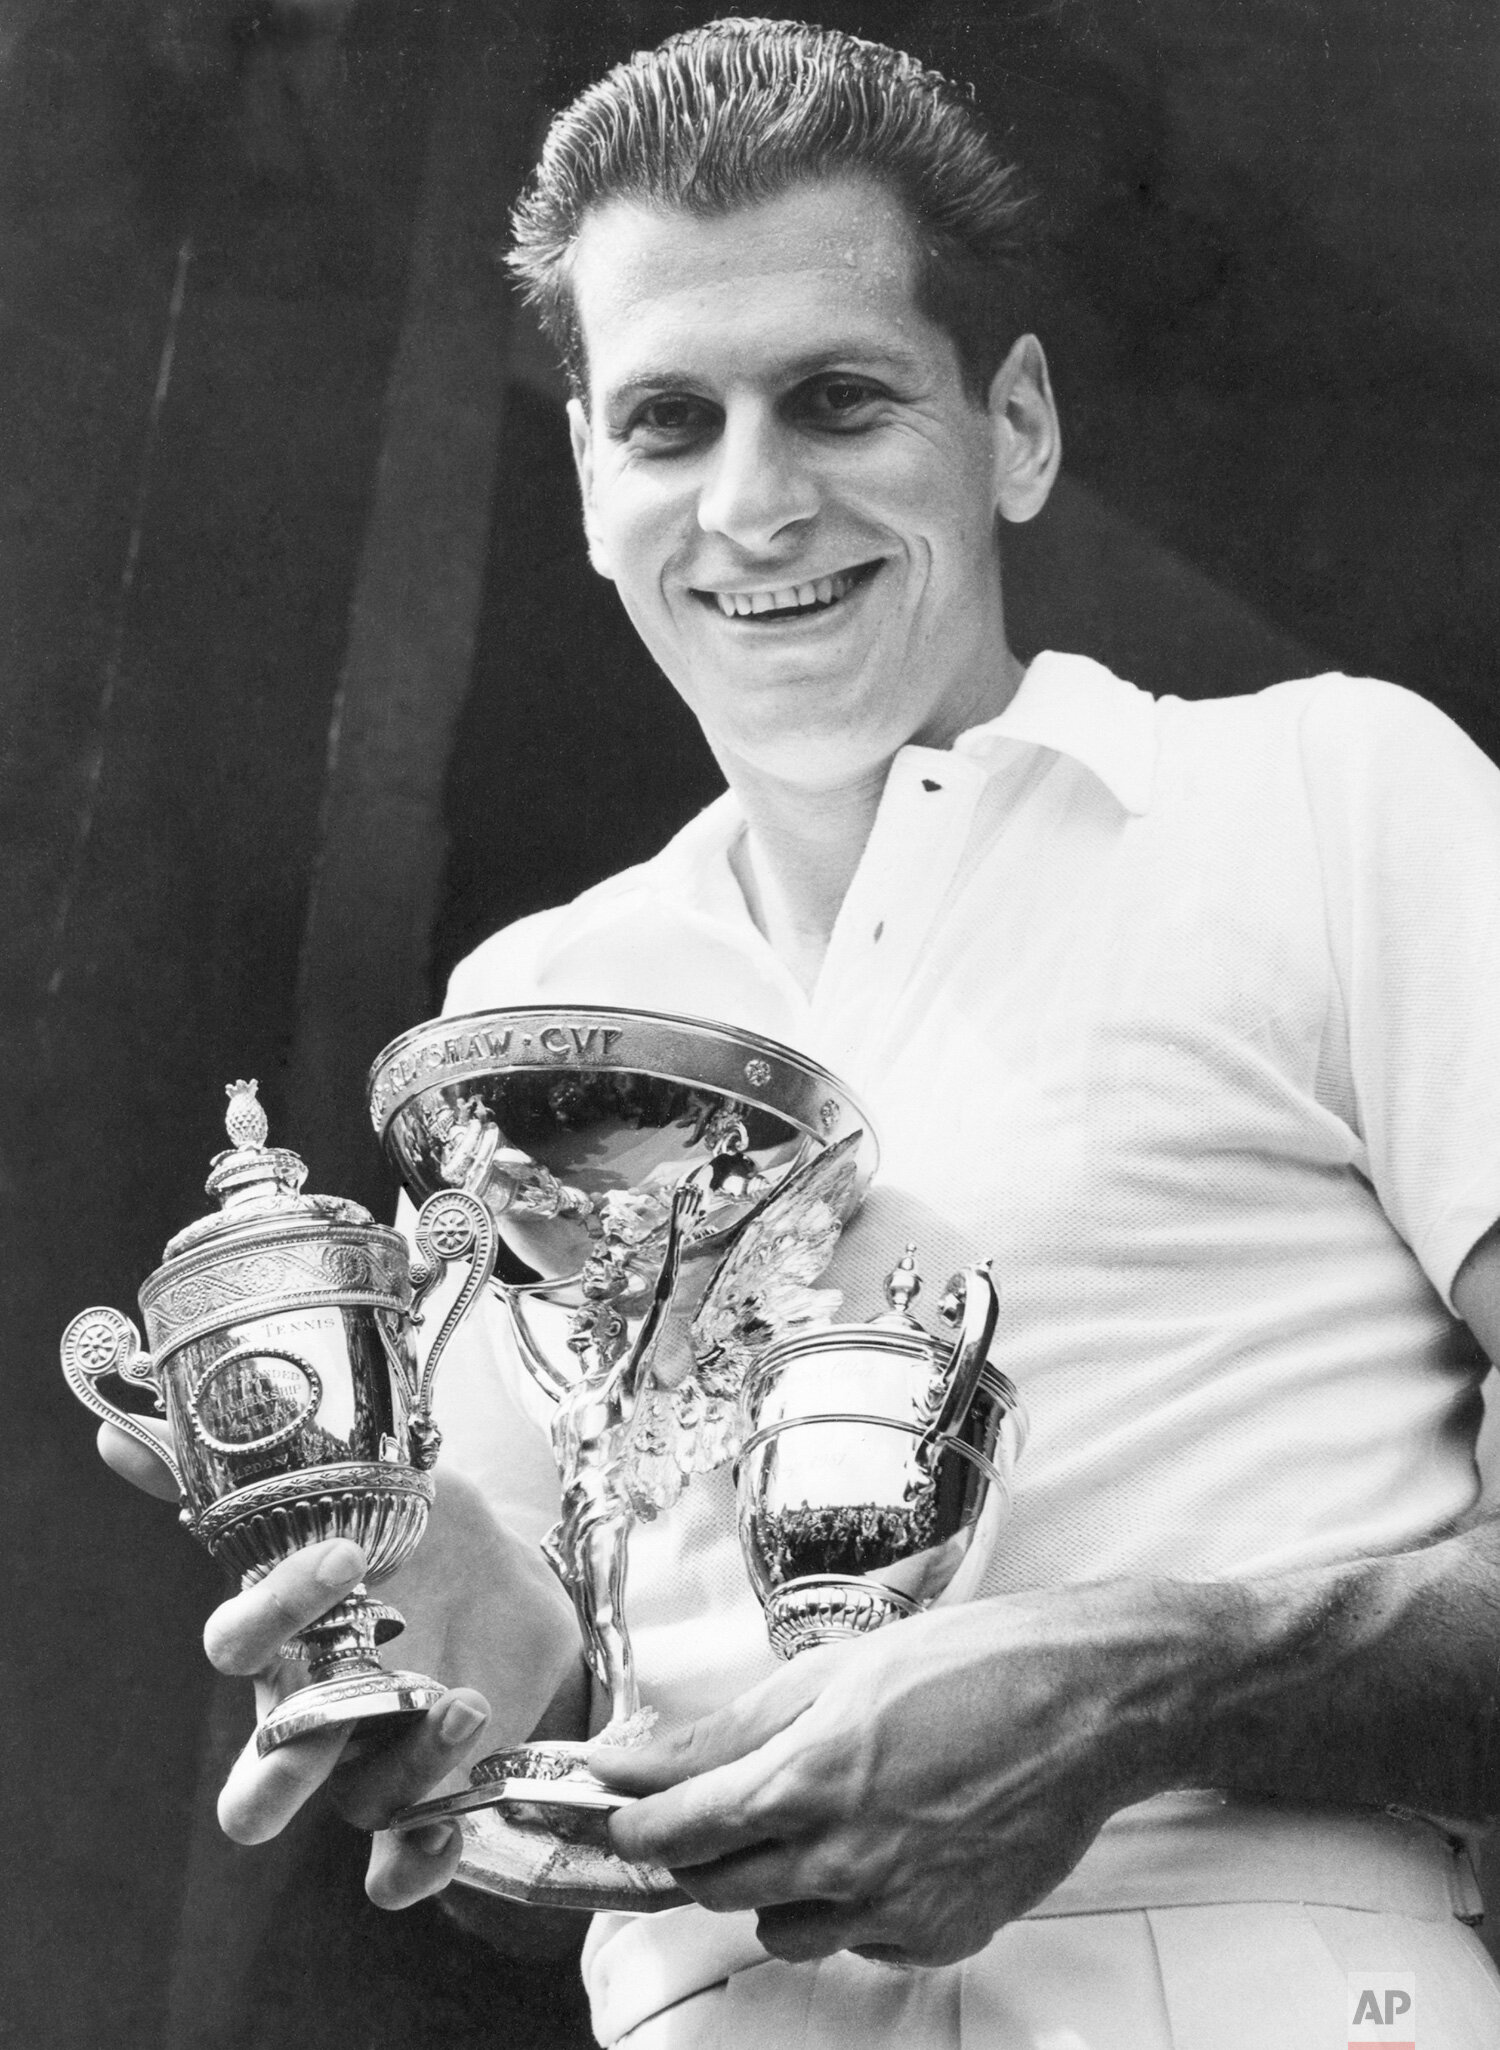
[1298, 677, 1500, 1307]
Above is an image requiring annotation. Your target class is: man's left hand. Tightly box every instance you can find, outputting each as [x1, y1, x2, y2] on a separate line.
[591, 1589, 1165, 1967]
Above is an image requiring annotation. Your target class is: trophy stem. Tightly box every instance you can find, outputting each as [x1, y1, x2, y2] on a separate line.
[255, 1585, 443, 1756]
[294, 1587, 400, 1684]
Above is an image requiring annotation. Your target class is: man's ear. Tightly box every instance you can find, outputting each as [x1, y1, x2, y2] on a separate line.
[568, 397, 615, 578]
[987, 334, 1061, 526]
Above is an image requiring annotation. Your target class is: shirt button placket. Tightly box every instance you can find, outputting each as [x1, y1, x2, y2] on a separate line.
[813, 750, 986, 1075]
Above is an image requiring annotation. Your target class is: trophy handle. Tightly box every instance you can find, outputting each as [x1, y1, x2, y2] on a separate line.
[922, 1264, 1001, 1452]
[60, 1306, 186, 1496]
[489, 1277, 584, 1403]
[407, 1189, 500, 1463]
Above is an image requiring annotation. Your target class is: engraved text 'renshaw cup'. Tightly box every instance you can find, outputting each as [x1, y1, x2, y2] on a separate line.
[60, 1080, 498, 1754]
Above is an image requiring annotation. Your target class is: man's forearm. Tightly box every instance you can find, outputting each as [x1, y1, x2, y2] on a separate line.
[1129, 1518, 1500, 1821]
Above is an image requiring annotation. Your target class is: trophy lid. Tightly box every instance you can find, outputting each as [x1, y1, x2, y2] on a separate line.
[742, 1248, 977, 1393]
[161, 1080, 372, 1259]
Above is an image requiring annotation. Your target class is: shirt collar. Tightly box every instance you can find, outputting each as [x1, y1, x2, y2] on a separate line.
[952, 650, 1158, 815]
[638, 649, 1158, 923]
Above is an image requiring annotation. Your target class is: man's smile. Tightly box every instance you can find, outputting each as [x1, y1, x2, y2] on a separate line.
[691, 559, 883, 622]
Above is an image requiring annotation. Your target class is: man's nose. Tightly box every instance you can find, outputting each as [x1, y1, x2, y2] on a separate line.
[696, 409, 817, 550]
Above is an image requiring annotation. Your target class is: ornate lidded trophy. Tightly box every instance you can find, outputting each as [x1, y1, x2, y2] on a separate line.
[60, 1080, 498, 1754]
[369, 1007, 1025, 1913]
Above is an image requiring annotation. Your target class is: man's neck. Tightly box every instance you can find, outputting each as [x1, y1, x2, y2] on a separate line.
[719, 648, 1028, 995]
[728, 766, 889, 996]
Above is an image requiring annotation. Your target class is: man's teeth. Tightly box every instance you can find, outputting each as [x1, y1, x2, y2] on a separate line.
[712, 570, 855, 618]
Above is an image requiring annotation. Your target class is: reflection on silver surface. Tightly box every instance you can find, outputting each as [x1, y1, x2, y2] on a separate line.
[736, 1256, 1027, 1661]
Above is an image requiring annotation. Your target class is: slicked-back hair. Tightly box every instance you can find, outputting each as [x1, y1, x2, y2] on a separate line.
[509, 16, 1033, 404]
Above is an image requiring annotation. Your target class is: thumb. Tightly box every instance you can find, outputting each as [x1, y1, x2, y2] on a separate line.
[587, 1647, 837, 1794]
[98, 1418, 181, 1503]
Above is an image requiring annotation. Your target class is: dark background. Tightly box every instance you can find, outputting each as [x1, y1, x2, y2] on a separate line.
[4, 2, 1499, 2043]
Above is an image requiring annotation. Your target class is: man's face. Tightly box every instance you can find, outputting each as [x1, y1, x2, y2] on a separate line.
[567, 176, 1056, 791]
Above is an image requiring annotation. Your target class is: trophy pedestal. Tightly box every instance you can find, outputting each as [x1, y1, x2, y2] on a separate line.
[257, 1667, 444, 1754]
[394, 1740, 688, 1913]
[257, 1587, 444, 1754]
[763, 1574, 920, 1658]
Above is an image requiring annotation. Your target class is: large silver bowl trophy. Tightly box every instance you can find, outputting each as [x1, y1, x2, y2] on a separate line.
[370, 1008, 1027, 1911]
[60, 1081, 499, 1753]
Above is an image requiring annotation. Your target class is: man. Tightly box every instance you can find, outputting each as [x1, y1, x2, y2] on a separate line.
[105, 19, 1500, 2048]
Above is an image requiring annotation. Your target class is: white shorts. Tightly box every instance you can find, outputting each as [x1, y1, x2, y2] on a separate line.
[583, 1794, 1500, 2050]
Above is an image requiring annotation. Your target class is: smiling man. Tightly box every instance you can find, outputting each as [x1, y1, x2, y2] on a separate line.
[564, 175, 1043, 777]
[103, 18, 1500, 2050]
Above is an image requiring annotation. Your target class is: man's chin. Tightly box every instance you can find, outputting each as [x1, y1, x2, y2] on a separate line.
[709, 709, 909, 792]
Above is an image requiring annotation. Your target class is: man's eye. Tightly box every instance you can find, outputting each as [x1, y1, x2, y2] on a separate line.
[627, 396, 715, 447]
[798, 378, 883, 428]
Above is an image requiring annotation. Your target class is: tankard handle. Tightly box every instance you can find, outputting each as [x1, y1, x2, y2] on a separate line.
[60, 1306, 186, 1496]
[406, 1189, 500, 1463]
[922, 1263, 1001, 1452]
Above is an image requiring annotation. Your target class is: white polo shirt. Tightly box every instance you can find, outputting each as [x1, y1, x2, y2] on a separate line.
[434, 651, 1500, 1739]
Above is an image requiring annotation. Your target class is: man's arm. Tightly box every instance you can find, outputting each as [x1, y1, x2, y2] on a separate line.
[591, 1233, 1500, 1967]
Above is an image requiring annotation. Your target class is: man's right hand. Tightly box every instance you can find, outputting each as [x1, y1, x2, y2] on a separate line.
[98, 1418, 582, 1908]
[205, 1534, 494, 1905]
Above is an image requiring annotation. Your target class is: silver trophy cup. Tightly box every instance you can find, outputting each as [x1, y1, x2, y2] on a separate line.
[369, 1007, 877, 1910]
[60, 1081, 498, 1753]
[736, 1249, 1027, 1659]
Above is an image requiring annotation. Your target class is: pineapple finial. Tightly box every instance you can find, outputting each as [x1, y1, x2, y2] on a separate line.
[224, 1079, 269, 1152]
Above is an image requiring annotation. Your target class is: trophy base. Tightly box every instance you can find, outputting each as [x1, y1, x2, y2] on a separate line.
[763, 1575, 919, 1660]
[256, 1667, 444, 1755]
[392, 1740, 689, 1913]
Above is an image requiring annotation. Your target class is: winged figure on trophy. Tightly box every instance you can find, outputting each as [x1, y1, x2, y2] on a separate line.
[540, 1172, 707, 1741]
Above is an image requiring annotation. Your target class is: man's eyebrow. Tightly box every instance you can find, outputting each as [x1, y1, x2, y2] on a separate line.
[603, 371, 707, 413]
[602, 345, 928, 414]
[775, 343, 928, 382]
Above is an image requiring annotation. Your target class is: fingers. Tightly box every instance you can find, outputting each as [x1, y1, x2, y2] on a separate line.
[366, 1819, 465, 1910]
[97, 1419, 180, 1503]
[589, 1648, 831, 1796]
[608, 1716, 821, 1870]
[218, 1687, 489, 1847]
[755, 1901, 964, 1970]
[350, 1692, 491, 1912]
[757, 1900, 888, 1965]
[601, 1652, 849, 1870]
[674, 1840, 847, 1915]
[203, 1539, 366, 1677]
[325, 1690, 490, 1831]
[219, 1722, 351, 1844]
